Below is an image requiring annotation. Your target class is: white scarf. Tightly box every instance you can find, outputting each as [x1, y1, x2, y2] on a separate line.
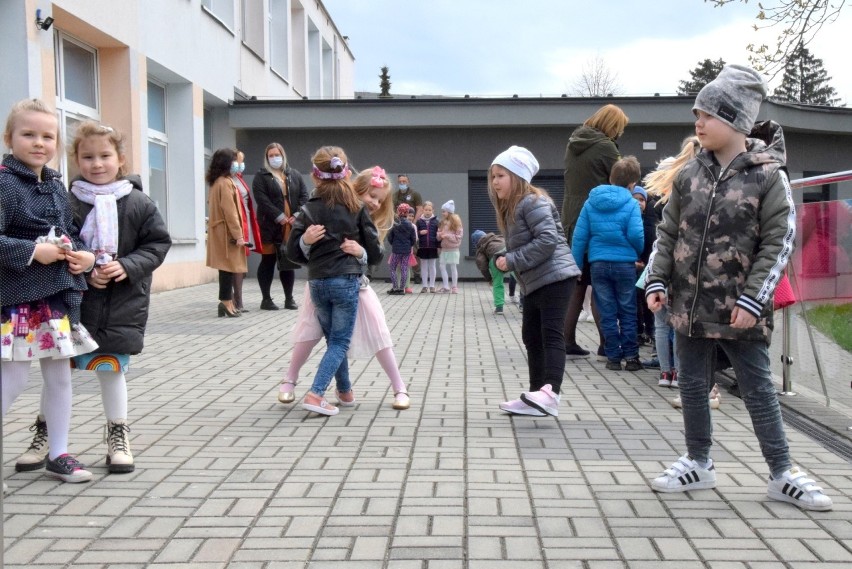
[70, 179, 133, 264]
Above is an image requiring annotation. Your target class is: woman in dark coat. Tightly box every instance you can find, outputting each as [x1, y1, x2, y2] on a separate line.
[251, 142, 309, 310]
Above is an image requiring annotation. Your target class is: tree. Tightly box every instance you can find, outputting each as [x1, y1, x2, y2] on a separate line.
[706, 0, 846, 77]
[379, 66, 392, 98]
[773, 44, 841, 105]
[570, 56, 622, 97]
[678, 58, 726, 95]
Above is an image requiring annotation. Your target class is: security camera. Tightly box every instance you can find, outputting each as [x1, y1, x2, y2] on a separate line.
[35, 9, 54, 31]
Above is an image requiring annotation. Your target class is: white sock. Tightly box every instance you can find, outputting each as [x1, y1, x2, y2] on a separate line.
[97, 370, 128, 421]
[40, 357, 72, 459]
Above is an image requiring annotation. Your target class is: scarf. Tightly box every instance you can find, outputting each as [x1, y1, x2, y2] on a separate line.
[70, 179, 133, 264]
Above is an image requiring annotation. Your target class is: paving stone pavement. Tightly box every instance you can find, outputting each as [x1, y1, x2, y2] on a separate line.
[2, 279, 851, 569]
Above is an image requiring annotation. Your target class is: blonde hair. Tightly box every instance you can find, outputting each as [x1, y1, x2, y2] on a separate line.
[609, 155, 641, 188]
[353, 166, 394, 241]
[489, 164, 550, 234]
[310, 146, 361, 213]
[4, 98, 60, 151]
[643, 136, 700, 204]
[584, 104, 629, 140]
[69, 120, 128, 178]
[263, 142, 288, 176]
[440, 212, 462, 233]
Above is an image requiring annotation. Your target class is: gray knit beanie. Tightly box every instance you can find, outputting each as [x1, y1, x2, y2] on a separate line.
[693, 64, 767, 134]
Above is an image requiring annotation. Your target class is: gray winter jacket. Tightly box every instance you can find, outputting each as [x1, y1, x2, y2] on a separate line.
[503, 193, 581, 295]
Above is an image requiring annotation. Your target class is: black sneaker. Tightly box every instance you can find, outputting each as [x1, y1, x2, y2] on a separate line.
[605, 360, 623, 371]
[625, 357, 643, 372]
[45, 454, 93, 483]
[260, 298, 280, 311]
[284, 299, 298, 310]
[565, 345, 590, 359]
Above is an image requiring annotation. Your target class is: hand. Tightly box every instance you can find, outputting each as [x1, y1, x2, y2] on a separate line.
[646, 291, 666, 313]
[65, 250, 95, 275]
[86, 267, 111, 289]
[419, 229, 426, 235]
[635, 261, 645, 269]
[495, 256, 508, 272]
[340, 238, 365, 258]
[97, 260, 128, 282]
[303, 224, 326, 245]
[33, 242, 66, 265]
[235, 237, 246, 247]
[730, 306, 758, 329]
[281, 216, 295, 225]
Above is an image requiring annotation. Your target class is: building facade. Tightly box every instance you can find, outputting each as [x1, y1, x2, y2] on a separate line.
[0, 0, 354, 291]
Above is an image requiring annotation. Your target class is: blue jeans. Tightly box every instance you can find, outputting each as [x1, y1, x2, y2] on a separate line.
[590, 261, 638, 362]
[654, 305, 679, 372]
[675, 333, 791, 478]
[309, 275, 360, 397]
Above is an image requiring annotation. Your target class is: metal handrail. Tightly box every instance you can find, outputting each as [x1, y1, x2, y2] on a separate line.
[790, 170, 852, 189]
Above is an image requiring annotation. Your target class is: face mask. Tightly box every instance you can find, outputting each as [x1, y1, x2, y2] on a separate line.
[238, 163, 245, 174]
[230, 162, 239, 175]
[269, 156, 284, 169]
[398, 184, 408, 191]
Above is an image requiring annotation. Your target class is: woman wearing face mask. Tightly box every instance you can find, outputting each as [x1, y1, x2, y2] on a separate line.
[231, 150, 263, 312]
[251, 143, 310, 310]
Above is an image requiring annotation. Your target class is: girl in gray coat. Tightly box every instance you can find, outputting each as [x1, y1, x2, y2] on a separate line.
[490, 146, 581, 418]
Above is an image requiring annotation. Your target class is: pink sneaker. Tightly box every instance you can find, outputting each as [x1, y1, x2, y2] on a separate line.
[520, 384, 560, 417]
[499, 398, 546, 417]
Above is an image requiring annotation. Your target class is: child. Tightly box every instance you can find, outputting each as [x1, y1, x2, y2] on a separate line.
[285, 147, 383, 416]
[436, 200, 463, 293]
[489, 146, 581, 417]
[416, 201, 439, 292]
[281, 166, 410, 410]
[1, 99, 98, 484]
[471, 229, 508, 315]
[387, 203, 416, 295]
[16, 121, 172, 475]
[632, 185, 656, 346]
[405, 206, 418, 293]
[645, 64, 832, 510]
[571, 156, 645, 371]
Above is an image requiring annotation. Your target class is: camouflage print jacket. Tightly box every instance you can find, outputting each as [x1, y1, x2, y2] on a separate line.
[645, 121, 795, 343]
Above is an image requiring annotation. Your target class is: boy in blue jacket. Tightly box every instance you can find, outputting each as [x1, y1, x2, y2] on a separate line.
[571, 156, 645, 371]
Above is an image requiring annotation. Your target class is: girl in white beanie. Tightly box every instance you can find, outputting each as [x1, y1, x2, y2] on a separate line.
[436, 200, 463, 293]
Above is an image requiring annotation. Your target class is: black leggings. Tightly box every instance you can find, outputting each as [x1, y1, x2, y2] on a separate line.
[257, 253, 295, 301]
[218, 271, 234, 301]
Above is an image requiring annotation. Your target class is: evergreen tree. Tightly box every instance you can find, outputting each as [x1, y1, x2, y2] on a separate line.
[773, 44, 841, 106]
[677, 58, 726, 95]
[379, 66, 392, 98]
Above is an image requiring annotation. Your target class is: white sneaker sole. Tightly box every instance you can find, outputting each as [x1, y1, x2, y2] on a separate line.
[45, 469, 93, 484]
[302, 402, 339, 416]
[519, 394, 559, 417]
[499, 402, 547, 417]
[651, 478, 716, 493]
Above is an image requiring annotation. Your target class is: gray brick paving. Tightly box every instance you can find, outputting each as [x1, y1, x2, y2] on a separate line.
[2, 279, 851, 568]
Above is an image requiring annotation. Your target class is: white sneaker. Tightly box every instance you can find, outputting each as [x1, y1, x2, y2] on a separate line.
[767, 467, 833, 511]
[499, 398, 546, 417]
[651, 455, 717, 493]
[671, 387, 721, 410]
[520, 384, 561, 417]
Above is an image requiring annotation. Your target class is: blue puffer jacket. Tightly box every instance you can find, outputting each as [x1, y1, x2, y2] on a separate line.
[388, 218, 417, 255]
[571, 184, 644, 270]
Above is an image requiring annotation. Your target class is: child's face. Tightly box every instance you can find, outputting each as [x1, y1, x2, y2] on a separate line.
[632, 194, 646, 212]
[694, 110, 736, 153]
[490, 165, 513, 201]
[423, 204, 433, 217]
[441, 209, 449, 219]
[76, 134, 125, 185]
[360, 184, 388, 213]
[6, 111, 58, 175]
[407, 211, 415, 222]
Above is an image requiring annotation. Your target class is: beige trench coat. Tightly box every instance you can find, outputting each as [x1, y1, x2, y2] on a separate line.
[206, 176, 247, 273]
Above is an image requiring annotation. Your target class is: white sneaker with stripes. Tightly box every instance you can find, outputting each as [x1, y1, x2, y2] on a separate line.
[651, 455, 717, 493]
[767, 467, 833, 511]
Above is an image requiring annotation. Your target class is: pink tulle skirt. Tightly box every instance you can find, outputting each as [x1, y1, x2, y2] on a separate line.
[290, 282, 393, 359]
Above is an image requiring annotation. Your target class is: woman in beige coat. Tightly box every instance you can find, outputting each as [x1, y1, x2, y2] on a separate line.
[206, 148, 246, 317]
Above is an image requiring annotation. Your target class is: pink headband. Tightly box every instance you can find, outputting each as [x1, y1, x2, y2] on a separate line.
[370, 166, 387, 188]
[312, 156, 349, 180]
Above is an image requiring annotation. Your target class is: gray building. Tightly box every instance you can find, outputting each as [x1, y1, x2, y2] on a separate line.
[232, 96, 852, 279]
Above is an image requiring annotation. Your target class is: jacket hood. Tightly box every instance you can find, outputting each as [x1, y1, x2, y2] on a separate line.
[567, 126, 615, 157]
[124, 174, 144, 191]
[587, 184, 635, 213]
[699, 120, 786, 177]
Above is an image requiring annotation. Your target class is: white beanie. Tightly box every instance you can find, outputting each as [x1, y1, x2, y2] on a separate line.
[442, 200, 455, 214]
[491, 145, 539, 183]
[693, 64, 767, 135]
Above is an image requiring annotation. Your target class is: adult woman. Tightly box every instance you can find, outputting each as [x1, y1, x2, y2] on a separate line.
[561, 104, 629, 358]
[251, 143, 309, 310]
[232, 150, 263, 312]
[206, 148, 245, 318]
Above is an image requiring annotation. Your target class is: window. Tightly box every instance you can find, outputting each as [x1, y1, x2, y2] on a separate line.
[202, 0, 235, 30]
[269, 0, 289, 78]
[242, 0, 264, 58]
[54, 33, 100, 181]
[147, 80, 169, 226]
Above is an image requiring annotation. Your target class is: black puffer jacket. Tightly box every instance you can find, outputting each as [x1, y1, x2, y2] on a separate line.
[71, 175, 171, 354]
[286, 197, 382, 279]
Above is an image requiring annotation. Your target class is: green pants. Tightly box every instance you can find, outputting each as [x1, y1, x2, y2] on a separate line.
[489, 257, 505, 308]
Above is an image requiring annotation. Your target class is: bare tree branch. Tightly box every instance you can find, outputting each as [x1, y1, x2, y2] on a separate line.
[570, 56, 623, 97]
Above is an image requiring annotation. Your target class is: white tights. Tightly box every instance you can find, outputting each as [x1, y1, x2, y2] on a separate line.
[421, 258, 437, 289]
[440, 263, 458, 290]
[2, 358, 72, 459]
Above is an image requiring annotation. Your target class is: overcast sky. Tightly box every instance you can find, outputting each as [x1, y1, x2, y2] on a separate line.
[322, 0, 851, 104]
